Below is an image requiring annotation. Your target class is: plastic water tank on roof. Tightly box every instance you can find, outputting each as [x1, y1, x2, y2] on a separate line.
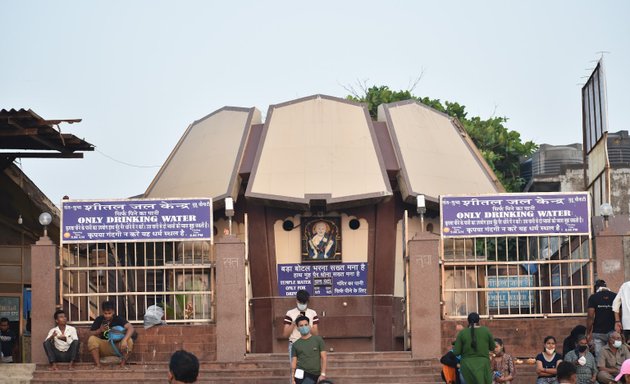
[532, 144, 583, 176]
[608, 131, 630, 166]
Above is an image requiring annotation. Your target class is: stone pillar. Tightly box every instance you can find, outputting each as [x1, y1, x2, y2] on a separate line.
[215, 235, 247, 361]
[373, 198, 396, 351]
[408, 234, 441, 360]
[594, 227, 626, 292]
[30, 235, 57, 364]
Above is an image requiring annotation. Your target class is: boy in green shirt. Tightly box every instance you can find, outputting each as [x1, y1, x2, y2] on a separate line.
[291, 315, 327, 384]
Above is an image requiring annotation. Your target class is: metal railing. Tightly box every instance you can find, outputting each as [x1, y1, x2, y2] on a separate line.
[402, 211, 411, 350]
[60, 240, 215, 324]
[244, 213, 252, 353]
[441, 234, 593, 319]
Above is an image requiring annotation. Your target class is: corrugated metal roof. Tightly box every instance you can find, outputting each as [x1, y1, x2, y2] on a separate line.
[0, 108, 94, 160]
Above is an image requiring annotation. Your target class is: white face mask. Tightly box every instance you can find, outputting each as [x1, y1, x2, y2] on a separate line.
[614, 340, 623, 348]
[545, 348, 555, 354]
[297, 303, 307, 311]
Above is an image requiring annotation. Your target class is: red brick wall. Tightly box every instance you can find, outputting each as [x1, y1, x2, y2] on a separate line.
[75, 324, 216, 363]
[441, 317, 586, 358]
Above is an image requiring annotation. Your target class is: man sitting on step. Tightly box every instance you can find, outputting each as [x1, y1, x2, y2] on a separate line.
[43, 309, 79, 370]
[0, 317, 17, 363]
[87, 300, 136, 369]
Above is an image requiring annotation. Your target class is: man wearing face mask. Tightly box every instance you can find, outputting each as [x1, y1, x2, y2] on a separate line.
[284, 290, 319, 361]
[586, 280, 617, 359]
[596, 331, 630, 384]
[564, 335, 597, 384]
[291, 315, 326, 384]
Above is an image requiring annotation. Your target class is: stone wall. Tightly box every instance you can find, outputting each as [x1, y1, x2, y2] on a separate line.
[73, 324, 216, 363]
[441, 317, 586, 358]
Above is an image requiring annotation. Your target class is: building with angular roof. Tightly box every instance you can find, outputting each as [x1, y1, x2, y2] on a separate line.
[145, 94, 502, 352]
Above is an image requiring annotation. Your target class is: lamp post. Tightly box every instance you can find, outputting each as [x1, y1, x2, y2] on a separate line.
[600, 202, 613, 228]
[417, 195, 426, 232]
[225, 197, 234, 235]
[38, 212, 52, 238]
[31, 212, 56, 363]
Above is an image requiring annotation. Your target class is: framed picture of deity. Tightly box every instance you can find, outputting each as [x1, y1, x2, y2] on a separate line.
[301, 217, 342, 263]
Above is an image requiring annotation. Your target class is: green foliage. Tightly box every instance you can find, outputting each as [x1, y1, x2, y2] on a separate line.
[475, 237, 527, 261]
[347, 86, 417, 119]
[164, 294, 186, 320]
[346, 85, 538, 192]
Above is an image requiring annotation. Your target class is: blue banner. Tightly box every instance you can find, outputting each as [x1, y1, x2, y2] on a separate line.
[441, 192, 590, 238]
[277, 263, 368, 296]
[61, 198, 212, 243]
[486, 275, 534, 309]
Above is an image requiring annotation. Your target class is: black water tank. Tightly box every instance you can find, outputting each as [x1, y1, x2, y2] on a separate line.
[532, 143, 583, 176]
[607, 131, 630, 166]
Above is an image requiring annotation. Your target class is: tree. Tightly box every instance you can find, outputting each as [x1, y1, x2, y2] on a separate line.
[346, 85, 537, 192]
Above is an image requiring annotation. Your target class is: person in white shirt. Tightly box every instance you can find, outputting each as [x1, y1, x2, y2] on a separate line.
[43, 309, 79, 370]
[283, 290, 319, 361]
[612, 281, 630, 341]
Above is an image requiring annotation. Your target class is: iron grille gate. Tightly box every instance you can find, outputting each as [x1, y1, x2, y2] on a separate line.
[440, 234, 593, 319]
[60, 240, 215, 324]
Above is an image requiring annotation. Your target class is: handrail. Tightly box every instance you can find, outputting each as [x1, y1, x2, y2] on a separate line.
[244, 213, 252, 353]
[403, 210, 411, 350]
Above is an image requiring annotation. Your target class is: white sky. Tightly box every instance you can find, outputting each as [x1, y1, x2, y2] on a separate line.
[1, 1, 628, 205]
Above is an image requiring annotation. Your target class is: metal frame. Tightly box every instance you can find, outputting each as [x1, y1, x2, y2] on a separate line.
[60, 240, 215, 325]
[440, 234, 593, 319]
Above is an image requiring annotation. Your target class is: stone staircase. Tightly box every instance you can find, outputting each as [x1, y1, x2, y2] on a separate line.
[30, 352, 539, 383]
[0, 363, 36, 384]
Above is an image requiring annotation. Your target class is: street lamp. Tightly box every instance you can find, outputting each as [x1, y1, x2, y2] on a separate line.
[225, 197, 234, 235]
[38, 212, 52, 238]
[417, 195, 426, 232]
[600, 202, 613, 228]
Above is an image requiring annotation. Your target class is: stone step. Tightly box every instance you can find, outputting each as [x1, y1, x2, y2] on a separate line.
[32, 365, 445, 378]
[223, 359, 433, 369]
[31, 356, 540, 384]
[0, 363, 36, 384]
[245, 351, 415, 360]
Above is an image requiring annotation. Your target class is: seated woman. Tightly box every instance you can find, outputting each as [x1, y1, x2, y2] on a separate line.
[536, 335, 563, 384]
[491, 338, 516, 384]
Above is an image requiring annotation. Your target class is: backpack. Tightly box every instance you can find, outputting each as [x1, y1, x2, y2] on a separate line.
[106, 325, 127, 358]
[440, 351, 461, 384]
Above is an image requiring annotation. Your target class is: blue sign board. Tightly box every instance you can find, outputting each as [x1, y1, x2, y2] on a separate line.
[441, 192, 590, 238]
[61, 198, 212, 243]
[0, 297, 20, 322]
[486, 276, 534, 309]
[278, 263, 368, 297]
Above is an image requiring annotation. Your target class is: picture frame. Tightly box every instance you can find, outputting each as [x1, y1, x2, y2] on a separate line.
[301, 217, 341, 263]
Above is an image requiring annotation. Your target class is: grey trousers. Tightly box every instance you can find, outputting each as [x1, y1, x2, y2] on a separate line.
[43, 339, 79, 363]
[591, 332, 609, 360]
